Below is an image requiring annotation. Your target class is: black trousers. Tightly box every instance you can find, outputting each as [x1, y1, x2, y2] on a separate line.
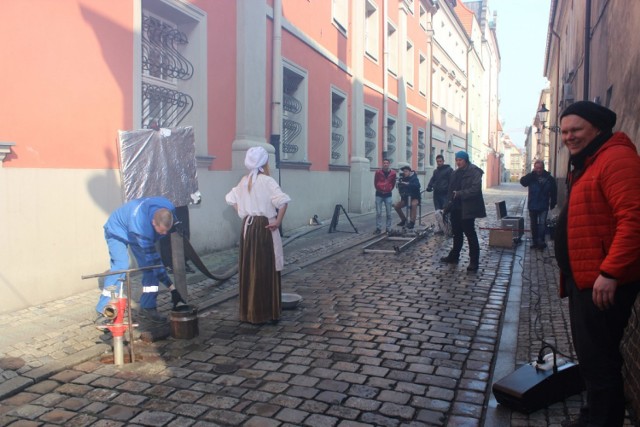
[448, 209, 479, 264]
[565, 277, 640, 426]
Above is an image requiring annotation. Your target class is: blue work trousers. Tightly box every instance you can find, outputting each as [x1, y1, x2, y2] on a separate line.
[95, 232, 160, 314]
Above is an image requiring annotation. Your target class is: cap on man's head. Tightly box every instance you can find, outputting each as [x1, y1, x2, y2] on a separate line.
[455, 151, 469, 163]
[400, 165, 411, 171]
[560, 101, 617, 132]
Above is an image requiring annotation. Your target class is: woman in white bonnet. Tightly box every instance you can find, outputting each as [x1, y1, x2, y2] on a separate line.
[225, 146, 291, 324]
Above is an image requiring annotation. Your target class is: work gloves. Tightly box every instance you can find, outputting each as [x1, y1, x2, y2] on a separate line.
[171, 289, 187, 309]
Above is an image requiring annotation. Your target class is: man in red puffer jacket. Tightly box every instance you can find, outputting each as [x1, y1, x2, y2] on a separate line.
[554, 101, 640, 427]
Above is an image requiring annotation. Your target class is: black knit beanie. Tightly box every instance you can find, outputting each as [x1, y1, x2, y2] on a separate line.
[560, 101, 617, 132]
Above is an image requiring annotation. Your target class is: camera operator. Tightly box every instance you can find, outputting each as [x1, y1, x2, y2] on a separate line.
[394, 165, 421, 229]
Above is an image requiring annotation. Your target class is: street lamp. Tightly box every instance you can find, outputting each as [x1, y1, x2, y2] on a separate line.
[537, 103, 561, 133]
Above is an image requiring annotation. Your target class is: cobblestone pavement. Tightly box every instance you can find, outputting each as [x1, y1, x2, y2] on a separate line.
[0, 183, 634, 426]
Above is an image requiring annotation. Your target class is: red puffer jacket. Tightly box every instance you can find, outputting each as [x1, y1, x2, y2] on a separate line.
[566, 132, 640, 290]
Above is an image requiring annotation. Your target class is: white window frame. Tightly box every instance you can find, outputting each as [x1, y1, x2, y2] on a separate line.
[405, 39, 414, 88]
[418, 52, 427, 95]
[387, 21, 398, 76]
[419, 2, 427, 30]
[364, 0, 379, 61]
[332, 0, 348, 36]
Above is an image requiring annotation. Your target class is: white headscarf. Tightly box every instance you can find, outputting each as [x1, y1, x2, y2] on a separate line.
[244, 146, 269, 187]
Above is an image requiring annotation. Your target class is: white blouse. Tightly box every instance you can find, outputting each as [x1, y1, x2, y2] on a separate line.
[225, 174, 291, 271]
[225, 174, 290, 219]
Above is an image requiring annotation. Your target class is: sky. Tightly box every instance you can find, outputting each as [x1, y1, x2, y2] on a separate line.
[487, 0, 552, 148]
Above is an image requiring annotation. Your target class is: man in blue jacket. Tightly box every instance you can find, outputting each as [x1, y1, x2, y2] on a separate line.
[520, 160, 557, 249]
[96, 196, 185, 325]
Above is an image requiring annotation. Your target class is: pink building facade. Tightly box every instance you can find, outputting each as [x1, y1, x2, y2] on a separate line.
[1, 0, 500, 312]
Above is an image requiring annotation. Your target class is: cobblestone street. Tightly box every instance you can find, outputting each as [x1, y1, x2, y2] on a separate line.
[0, 183, 634, 426]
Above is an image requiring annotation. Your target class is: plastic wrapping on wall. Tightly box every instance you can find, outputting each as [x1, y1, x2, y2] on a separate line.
[118, 127, 199, 206]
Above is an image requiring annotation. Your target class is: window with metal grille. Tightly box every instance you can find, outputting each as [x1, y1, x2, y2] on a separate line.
[418, 129, 426, 170]
[365, 109, 378, 166]
[282, 63, 307, 163]
[141, 13, 193, 129]
[385, 118, 396, 165]
[331, 90, 347, 164]
[406, 125, 413, 164]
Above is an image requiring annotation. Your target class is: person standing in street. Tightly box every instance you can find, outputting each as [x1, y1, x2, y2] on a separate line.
[426, 154, 453, 211]
[226, 146, 291, 324]
[373, 159, 397, 234]
[520, 159, 557, 249]
[440, 151, 486, 272]
[96, 196, 186, 325]
[394, 165, 421, 229]
[554, 101, 640, 427]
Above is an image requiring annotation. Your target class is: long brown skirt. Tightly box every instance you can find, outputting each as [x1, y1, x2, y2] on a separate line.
[238, 215, 281, 324]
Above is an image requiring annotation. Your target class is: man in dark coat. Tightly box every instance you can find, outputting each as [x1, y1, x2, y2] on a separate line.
[440, 151, 486, 271]
[520, 160, 557, 249]
[426, 154, 453, 210]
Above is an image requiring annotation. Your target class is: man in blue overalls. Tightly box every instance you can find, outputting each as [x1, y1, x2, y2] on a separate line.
[95, 196, 185, 325]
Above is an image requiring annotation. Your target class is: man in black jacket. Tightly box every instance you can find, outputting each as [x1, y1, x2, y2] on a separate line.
[426, 154, 453, 210]
[520, 160, 557, 249]
[394, 165, 421, 229]
[440, 151, 486, 272]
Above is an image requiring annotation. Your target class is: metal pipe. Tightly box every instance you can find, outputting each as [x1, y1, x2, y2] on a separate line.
[113, 336, 124, 366]
[583, 0, 591, 100]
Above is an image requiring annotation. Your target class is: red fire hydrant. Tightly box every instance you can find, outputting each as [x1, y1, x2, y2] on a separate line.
[102, 287, 132, 365]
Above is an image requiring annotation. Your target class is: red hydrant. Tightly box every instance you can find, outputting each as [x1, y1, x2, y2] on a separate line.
[102, 287, 132, 365]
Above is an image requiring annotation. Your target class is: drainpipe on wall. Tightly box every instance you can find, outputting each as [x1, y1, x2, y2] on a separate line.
[583, 0, 591, 101]
[383, 0, 389, 155]
[270, 0, 283, 178]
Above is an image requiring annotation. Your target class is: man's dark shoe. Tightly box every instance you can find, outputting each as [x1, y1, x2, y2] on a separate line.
[537, 243, 547, 250]
[374, 228, 382, 235]
[467, 263, 479, 272]
[440, 256, 459, 264]
[397, 220, 406, 227]
[407, 221, 415, 229]
[530, 243, 538, 249]
[560, 418, 586, 427]
[94, 314, 111, 331]
[139, 308, 167, 324]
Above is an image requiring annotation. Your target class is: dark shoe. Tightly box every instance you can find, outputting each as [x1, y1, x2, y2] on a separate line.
[560, 419, 586, 427]
[530, 244, 538, 249]
[386, 228, 391, 234]
[440, 256, 459, 264]
[407, 221, 415, 229]
[467, 263, 479, 272]
[537, 243, 547, 250]
[94, 314, 111, 331]
[397, 220, 406, 227]
[374, 228, 381, 235]
[139, 308, 167, 324]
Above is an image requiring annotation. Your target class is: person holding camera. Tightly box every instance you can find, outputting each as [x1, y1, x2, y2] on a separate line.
[440, 151, 486, 272]
[394, 165, 421, 229]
